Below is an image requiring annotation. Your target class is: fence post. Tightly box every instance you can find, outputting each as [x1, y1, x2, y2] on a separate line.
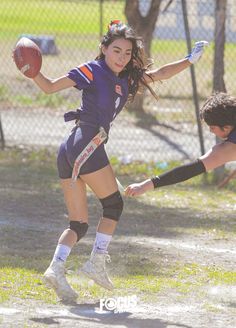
[99, 0, 103, 38]
[0, 115, 5, 149]
[181, 0, 205, 156]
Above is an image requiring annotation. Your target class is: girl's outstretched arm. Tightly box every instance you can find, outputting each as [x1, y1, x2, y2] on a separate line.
[144, 40, 208, 83]
[33, 73, 76, 94]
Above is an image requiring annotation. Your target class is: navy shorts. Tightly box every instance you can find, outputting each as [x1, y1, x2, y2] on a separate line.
[57, 124, 109, 179]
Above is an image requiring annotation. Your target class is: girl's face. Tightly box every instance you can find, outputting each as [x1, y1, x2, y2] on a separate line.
[102, 38, 132, 75]
[208, 125, 234, 139]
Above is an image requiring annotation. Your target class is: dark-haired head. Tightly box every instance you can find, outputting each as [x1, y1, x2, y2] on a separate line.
[200, 92, 236, 128]
[96, 20, 157, 101]
[97, 20, 143, 63]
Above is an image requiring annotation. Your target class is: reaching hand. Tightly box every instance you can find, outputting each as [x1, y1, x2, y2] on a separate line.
[186, 40, 209, 64]
[125, 179, 154, 197]
[125, 183, 146, 197]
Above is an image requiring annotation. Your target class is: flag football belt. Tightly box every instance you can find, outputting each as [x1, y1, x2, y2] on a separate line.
[71, 126, 108, 181]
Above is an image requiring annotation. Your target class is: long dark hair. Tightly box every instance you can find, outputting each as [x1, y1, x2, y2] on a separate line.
[96, 20, 158, 102]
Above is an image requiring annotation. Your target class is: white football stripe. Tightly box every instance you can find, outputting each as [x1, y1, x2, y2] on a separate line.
[20, 64, 30, 74]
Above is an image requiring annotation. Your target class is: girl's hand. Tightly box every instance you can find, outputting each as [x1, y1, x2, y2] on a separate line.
[186, 41, 209, 64]
[125, 179, 154, 197]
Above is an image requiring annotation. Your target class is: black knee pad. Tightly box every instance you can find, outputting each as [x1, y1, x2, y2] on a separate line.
[69, 221, 88, 241]
[99, 191, 124, 222]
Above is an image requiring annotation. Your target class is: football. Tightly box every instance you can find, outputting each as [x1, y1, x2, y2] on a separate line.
[13, 37, 42, 78]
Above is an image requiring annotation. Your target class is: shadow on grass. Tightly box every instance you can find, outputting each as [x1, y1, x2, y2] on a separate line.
[0, 181, 235, 275]
[0, 187, 233, 248]
[134, 110, 194, 160]
[29, 301, 193, 328]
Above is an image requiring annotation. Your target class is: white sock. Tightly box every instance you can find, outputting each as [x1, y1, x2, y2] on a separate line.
[52, 244, 71, 263]
[92, 232, 112, 254]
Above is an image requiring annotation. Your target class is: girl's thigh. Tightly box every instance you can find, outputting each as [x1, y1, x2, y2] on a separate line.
[60, 178, 88, 221]
[80, 164, 118, 199]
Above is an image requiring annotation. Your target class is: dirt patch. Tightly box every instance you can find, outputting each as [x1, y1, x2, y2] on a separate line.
[0, 152, 236, 328]
[1, 291, 236, 328]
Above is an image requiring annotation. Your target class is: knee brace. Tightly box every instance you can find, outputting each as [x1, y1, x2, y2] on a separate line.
[69, 221, 89, 241]
[99, 191, 124, 222]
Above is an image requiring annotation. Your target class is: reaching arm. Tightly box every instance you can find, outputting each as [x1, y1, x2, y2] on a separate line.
[200, 142, 236, 170]
[125, 140, 236, 197]
[144, 58, 190, 83]
[143, 40, 208, 83]
[150, 159, 206, 188]
[125, 160, 206, 196]
[33, 72, 76, 94]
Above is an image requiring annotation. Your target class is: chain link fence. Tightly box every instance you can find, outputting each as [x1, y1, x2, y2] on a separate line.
[1, 0, 236, 163]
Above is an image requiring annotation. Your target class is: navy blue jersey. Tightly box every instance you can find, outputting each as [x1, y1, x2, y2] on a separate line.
[67, 59, 129, 134]
[226, 128, 236, 144]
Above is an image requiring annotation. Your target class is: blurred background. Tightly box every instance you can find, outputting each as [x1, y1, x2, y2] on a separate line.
[0, 0, 235, 165]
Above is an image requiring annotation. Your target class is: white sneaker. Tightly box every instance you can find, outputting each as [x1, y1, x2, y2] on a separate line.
[80, 252, 114, 291]
[43, 261, 78, 302]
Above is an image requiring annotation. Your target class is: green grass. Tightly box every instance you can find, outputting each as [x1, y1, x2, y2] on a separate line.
[2, 0, 236, 109]
[111, 155, 236, 189]
[0, 147, 235, 305]
[13, 92, 69, 108]
[0, 0, 125, 40]
[1, 254, 235, 304]
[0, 267, 54, 304]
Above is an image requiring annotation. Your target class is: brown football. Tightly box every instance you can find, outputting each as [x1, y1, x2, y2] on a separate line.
[13, 37, 42, 78]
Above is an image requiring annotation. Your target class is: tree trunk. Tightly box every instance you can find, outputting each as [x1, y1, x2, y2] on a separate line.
[213, 0, 226, 92]
[213, 0, 227, 182]
[125, 0, 162, 112]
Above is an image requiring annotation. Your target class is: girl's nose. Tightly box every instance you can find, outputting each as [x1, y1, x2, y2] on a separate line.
[119, 54, 126, 62]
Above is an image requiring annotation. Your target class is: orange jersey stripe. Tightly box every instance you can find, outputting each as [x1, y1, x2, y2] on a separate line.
[79, 65, 93, 81]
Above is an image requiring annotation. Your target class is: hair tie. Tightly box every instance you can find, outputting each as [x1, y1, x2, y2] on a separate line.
[107, 20, 124, 32]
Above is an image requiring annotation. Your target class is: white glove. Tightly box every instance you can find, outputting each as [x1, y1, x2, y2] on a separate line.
[186, 40, 209, 64]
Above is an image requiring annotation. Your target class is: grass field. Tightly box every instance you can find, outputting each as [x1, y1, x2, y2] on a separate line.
[1, 0, 236, 101]
[0, 3, 236, 326]
[0, 147, 235, 308]
[0, 0, 125, 39]
[1, 0, 236, 121]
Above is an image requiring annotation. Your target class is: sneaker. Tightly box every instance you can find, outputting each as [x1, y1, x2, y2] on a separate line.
[43, 261, 78, 302]
[80, 252, 114, 291]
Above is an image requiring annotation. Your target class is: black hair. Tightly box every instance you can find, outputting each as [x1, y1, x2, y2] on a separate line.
[96, 20, 158, 102]
[200, 92, 236, 127]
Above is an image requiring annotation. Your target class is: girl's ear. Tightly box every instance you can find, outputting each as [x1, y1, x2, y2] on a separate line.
[101, 45, 106, 56]
[223, 125, 234, 132]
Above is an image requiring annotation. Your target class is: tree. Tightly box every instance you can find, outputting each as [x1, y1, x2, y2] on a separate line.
[213, 0, 227, 93]
[213, 0, 227, 183]
[125, 0, 163, 112]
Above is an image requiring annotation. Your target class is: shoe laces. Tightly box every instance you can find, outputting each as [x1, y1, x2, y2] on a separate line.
[105, 254, 111, 263]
